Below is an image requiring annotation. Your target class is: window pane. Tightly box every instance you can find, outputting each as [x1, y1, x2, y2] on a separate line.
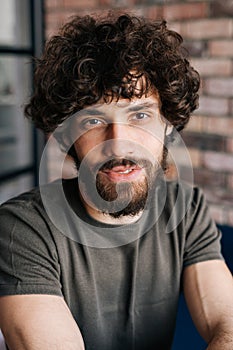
[0, 55, 33, 176]
[0, 0, 31, 48]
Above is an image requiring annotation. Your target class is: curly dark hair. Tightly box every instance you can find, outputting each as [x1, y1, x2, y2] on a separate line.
[24, 12, 200, 134]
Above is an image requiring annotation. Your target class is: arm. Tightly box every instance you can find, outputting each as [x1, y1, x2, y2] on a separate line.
[0, 294, 85, 350]
[183, 260, 233, 349]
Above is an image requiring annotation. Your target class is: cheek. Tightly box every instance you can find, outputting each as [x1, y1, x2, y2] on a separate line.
[73, 135, 102, 160]
[151, 140, 164, 156]
[73, 139, 87, 161]
[137, 133, 164, 157]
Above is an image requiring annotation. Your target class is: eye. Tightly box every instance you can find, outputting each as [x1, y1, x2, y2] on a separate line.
[130, 112, 152, 124]
[134, 112, 150, 120]
[86, 118, 102, 125]
[81, 118, 104, 129]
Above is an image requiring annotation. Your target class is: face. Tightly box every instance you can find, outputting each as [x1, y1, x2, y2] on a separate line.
[70, 94, 170, 218]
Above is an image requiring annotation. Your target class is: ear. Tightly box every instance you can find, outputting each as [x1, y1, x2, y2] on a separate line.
[165, 124, 173, 136]
[164, 124, 175, 146]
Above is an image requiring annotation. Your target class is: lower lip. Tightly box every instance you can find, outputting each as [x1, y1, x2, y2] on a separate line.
[100, 168, 143, 182]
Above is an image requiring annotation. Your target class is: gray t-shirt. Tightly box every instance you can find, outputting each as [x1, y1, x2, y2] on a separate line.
[0, 179, 222, 350]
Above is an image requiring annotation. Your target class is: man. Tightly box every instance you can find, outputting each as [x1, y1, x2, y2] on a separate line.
[0, 13, 232, 350]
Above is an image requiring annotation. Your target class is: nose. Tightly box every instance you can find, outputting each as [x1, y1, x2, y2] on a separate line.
[103, 123, 134, 157]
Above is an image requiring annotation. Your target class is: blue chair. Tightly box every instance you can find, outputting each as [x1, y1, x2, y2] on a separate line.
[172, 225, 233, 350]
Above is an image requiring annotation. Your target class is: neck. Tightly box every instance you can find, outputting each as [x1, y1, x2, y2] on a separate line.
[80, 193, 143, 225]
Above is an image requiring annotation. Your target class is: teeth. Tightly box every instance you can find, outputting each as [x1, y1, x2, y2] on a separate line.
[118, 169, 132, 174]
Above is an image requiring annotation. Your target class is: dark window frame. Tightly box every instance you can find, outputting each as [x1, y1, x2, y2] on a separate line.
[0, 0, 45, 186]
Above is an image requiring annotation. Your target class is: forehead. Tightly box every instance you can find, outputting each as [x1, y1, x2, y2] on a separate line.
[83, 94, 160, 114]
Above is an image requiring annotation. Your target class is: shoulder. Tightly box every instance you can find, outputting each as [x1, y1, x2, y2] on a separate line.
[0, 177, 77, 214]
[163, 180, 207, 217]
[152, 180, 214, 237]
[165, 180, 203, 202]
[0, 186, 42, 220]
[0, 178, 82, 244]
[0, 182, 66, 264]
[0, 180, 66, 235]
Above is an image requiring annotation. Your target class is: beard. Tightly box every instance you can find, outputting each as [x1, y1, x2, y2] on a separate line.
[72, 147, 168, 219]
[95, 158, 151, 218]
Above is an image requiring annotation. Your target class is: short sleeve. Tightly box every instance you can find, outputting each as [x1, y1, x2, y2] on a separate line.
[183, 187, 223, 267]
[0, 196, 62, 296]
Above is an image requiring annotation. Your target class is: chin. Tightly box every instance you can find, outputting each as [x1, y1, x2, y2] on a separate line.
[96, 174, 149, 218]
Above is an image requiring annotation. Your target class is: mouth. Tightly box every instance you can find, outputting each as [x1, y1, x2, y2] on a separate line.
[98, 160, 144, 182]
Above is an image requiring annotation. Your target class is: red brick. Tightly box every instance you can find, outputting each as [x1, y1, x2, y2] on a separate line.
[208, 204, 225, 224]
[63, 0, 98, 8]
[227, 138, 233, 153]
[209, 40, 233, 57]
[193, 168, 226, 188]
[45, 12, 64, 37]
[62, 10, 91, 20]
[204, 78, 233, 97]
[219, 191, 233, 207]
[184, 40, 207, 57]
[203, 151, 233, 172]
[198, 96, 230, 116]
[162, 2, 208, 21]
[205, 116, 233, 136]
[168, 22, 182, 35]
[144, 6, 163, 20]
[227, 174, 233, 190]
[181, 19, 233, 40]
[230, 99, 233, 115]
[210, 0, 233, 17]
[227, 174, 233, 191]
[99, 0, 135, 6]
[45, 0, 63, 8]
[227, 209, 233, 226]
[191, 58, 232, 77]
[186, 115, 204, 133]
[188, 178, 233, 225]
[183, 132, 226, 152]
[188, 148, 202, 168]
[130, 8, 146, 17]
[205, 188, 233, 213]
[208, 200, 233, 227]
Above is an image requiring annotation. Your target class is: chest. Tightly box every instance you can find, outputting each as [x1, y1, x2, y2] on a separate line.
[56, 229, 183, 350]
[62, 230, 182, 300]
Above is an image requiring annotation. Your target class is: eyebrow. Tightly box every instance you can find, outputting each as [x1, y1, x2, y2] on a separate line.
[77, 109, 106, 117]
[78, 102, 158, 117]
[126, 102, 158, 112]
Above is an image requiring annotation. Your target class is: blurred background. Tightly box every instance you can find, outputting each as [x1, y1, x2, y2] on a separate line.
[0, 0, 232, 226]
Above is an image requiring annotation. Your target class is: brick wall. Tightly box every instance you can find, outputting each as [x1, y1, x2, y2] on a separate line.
[44, 0, 233, 226]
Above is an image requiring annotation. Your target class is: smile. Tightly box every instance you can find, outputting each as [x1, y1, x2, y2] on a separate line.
[117, 169, 133, 174]
[100, 165, 143, 182]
